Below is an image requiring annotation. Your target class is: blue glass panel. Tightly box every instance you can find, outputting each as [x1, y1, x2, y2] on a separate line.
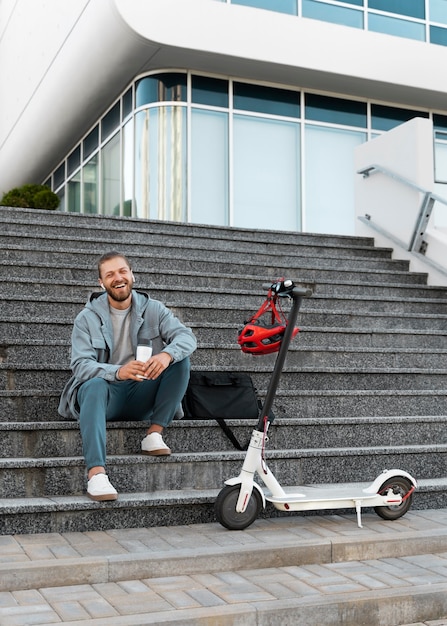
[338, 0, 364, 5]
[368, 0, 425, 19]
[232, 0, 297, 15]
[434, 114, 447, 131]
[371, 104, 428, 131]
[122, 88, 133, 120]
[136, 73, 187, 107]
[368, 13, 425, 40]
[305, 94, 366, 128]
[430, 0, 447, 25]
[430, 24, 447, 44]
[101, 102, 120, 141]
[234, 83, 300, 117]
[53, 163, 65, 189]
[83, 126, 99, 160]
[192, 76, 229, 107]
[67, 146, 80, 176]
[302, 0, 363, 28]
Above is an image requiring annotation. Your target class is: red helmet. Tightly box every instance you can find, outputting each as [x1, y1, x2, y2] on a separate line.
[238, 280, 299, 355]
[238, 319, 299, 355]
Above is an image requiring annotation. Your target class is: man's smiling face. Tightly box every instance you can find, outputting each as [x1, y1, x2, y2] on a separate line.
[99, 256, 134, 309]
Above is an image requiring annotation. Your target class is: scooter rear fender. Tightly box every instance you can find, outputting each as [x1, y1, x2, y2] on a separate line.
[363, 468, 417, 494]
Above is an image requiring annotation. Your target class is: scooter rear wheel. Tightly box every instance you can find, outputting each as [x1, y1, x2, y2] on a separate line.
[215, 484, 262, 530]
[374, 476, 414, 521]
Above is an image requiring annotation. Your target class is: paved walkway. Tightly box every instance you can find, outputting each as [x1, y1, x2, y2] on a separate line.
[1, 509, 447, 625]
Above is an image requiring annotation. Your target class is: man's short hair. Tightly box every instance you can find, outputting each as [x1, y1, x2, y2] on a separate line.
[97, 251, 132, 277]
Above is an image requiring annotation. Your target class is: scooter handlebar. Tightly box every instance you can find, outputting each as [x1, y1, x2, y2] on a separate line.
[262, 282, 312, 298]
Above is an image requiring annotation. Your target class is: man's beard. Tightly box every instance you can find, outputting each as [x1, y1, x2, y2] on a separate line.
[106, 280, 133, 302]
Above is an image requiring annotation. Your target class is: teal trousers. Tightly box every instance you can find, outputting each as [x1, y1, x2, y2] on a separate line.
[77, 358, 190, 471]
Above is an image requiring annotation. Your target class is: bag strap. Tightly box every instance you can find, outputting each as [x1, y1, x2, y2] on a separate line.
[215, 419, 249, 451]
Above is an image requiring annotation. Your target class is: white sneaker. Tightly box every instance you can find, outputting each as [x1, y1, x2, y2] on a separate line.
[141, 432, 171, 456]
[87, 473, 118, 501]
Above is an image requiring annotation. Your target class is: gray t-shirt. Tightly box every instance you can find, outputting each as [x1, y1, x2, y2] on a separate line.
[109, 305, 133, 365]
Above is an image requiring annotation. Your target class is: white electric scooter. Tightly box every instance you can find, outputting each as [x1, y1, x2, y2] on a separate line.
[215, 280, 417, 530]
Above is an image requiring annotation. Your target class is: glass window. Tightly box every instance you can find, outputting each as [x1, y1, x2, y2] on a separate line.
[83, 126, 99, 160]
[233, 115, 301, 230]
[433, 114, 447, 131]
[53, 163, 65, 190]
[338, 0, 364, 5]
[102, 134, 121, 216]
[122, 120, 134, 217]
[302, 0, 363, 28]
[232, 0, 297, 14]
[67, 173, 81, 213]
[371, 104, 428, 131]
[234, 82, 300, 117]
[192, 75, 229, 107]
[57, 188, 65, 212]
[67, 147, 81, 177]
[305, 94, 367, 128]
[304, 125, 366, 235]
[134, 107, 187, 221]
[368, 13, 426, 40]
[430, 0, 447, 24]
[122, 88, 133, 120]
[368, 0, 425, 19]
[136, 73, 187, 107]
[191, 109, 229, 225]
[82, 155, 98, 215]
[368, 0, 425, 20]
[430, 24, 447, 44]
[101, 102, 120, 141]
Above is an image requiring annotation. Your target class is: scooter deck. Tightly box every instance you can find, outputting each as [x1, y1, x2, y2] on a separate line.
[266, 483, 379, 504]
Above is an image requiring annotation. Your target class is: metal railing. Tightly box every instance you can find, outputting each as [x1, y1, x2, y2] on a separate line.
[357, 163, 447, 256]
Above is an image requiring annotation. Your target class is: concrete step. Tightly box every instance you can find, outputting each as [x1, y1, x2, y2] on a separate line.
[0, 205, 379, 247]
[0, 256, 428, 286]
[4, 274, 447, 303]
[1, 442, 446, 500]
[2, 240, 411, 273]
[2, 362, 447, 392]
[3, 290, 447, 321]
[3, 339, 447, 370]
[0, 477, 446, 535]
[2, 389, 447, 422]
[2, 416, 447, 458]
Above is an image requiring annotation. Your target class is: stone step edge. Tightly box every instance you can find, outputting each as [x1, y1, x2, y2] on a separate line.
[0, 483, 445, 595]
[2, 414, 447, 431]
[0, 223, 386, 254]
[0, 207, 378, 247]
[4, 274, 441, 295]
[2, 445, 447, 469]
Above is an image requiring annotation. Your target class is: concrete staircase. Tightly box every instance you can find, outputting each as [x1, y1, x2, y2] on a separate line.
[1, 206, 447, 535]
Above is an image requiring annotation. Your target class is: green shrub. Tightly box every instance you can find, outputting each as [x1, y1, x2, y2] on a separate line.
[0, 184, 60, 210]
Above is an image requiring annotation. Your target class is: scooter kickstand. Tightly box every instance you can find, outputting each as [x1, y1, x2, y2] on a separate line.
[355, 500, 363, 528]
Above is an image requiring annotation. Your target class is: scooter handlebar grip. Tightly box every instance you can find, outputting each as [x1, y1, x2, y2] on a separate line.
[262, 283, 312, 297]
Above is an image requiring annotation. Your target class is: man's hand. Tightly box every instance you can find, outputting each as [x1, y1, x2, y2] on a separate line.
[117, 352, 173, 381]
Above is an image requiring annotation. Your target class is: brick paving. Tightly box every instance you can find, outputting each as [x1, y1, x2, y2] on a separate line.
[1, 510, 447, 625]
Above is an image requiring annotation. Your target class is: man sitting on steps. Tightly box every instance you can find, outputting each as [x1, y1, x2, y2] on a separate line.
[58, 251, 197, 501]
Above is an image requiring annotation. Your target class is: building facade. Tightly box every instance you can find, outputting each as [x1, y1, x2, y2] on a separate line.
[1, 0, 447, 235]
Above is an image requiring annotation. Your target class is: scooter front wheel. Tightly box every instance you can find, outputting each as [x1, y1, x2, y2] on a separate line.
[215, 484, 262, 530]
[374, 476, 414, 521]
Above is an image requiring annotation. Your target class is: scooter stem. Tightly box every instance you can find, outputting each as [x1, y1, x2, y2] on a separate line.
[256, 287, 307, 431]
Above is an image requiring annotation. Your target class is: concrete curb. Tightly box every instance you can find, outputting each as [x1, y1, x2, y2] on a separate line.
[2, 527, 447, 593]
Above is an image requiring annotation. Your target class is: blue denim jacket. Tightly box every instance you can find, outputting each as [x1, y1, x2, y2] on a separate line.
[58, 290, 196, 420]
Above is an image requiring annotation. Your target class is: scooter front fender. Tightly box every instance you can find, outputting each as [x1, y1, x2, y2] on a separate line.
[363, 468, 418, 494]
[224, 476, 266, 511]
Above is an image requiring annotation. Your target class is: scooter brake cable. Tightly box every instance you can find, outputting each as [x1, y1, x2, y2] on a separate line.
[261, 414, 269, 474]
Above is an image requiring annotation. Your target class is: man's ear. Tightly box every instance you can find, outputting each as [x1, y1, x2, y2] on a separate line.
[99, 280, 105, 289]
